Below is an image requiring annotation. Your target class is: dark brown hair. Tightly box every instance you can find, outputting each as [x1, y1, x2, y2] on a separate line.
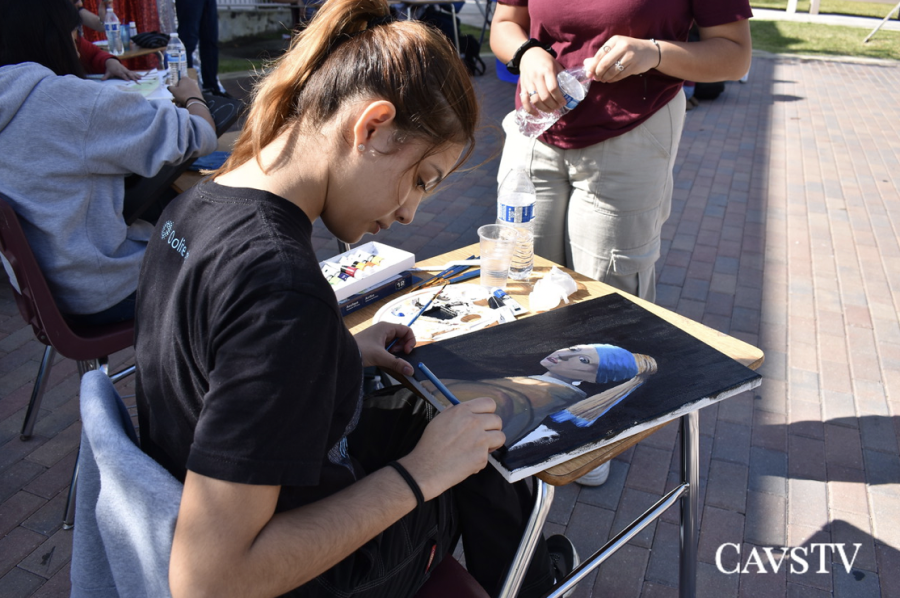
[216, 0, 477, 177]
[0, 0, 85, 77]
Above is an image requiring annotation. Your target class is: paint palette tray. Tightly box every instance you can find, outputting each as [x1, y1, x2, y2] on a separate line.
[373, 284, 502, 343]
[319, 242, 415, 302]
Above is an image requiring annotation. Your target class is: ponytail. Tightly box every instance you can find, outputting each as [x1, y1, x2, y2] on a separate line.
[217, 0, 477, 176]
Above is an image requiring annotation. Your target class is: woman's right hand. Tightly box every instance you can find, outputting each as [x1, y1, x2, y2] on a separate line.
[517, 48, 565, 115]
[168, 76, 205, 107]
[399, 397, 505, 501]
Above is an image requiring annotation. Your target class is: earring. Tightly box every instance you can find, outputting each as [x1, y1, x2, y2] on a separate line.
[357, 144, 366, 152]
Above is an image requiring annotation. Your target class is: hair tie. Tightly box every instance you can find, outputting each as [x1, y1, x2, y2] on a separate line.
[387, 461, 425, 507]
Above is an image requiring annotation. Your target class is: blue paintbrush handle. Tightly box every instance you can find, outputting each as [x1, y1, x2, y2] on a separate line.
[386, 285, 446, 351]
[417, 362, 460, 405]
[445, 269, 481, 284]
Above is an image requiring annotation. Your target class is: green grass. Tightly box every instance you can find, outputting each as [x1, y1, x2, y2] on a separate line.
[460, 23, 489, 42]
[219, 56, 269, 74]
[468, 10, 899, 61]
[750, 14, 900, 60]
[218, 30, 290, 74]
[751, 0, 899, 19]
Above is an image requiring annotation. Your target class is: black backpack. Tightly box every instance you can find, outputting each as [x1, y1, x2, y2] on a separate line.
[458, 34, 486, 77]
[694, 81, 725, 100]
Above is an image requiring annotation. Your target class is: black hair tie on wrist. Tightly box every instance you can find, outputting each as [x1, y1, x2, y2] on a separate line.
[387, 461, 425, 507]
[185, 96, 207, 106]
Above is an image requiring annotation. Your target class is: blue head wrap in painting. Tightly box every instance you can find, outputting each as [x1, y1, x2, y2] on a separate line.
[548, 344, 655, 428]
[589, 344, 639, 384]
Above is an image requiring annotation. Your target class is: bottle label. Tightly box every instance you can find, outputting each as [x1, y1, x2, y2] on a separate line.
[562, 90, 580, 111]
[105, 23, 119, 35]
[498, 203, 534, 224]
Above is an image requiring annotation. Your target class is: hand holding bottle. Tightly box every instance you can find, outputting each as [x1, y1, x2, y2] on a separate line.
[516, 45, 566, 116]
[168, 76, 204, 107]
[515, 67, 592, 138]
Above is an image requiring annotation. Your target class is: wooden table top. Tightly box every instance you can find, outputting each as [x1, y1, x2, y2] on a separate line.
[120, 44, 166, 61]
[345, 244, 765, 485]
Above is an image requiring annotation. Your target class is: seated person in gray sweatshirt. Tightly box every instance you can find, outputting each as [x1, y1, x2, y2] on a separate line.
[0, 0, 217, 325]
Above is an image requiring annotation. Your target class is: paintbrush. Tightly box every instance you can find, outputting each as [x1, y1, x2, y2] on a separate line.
[409, 255, 476, 291]
[409, 259, 481, 272]
[417, 362, 460, 405]
[443, 269, 481, 285]
[386, 284, 447, 351]
[421, 260, 479, 288]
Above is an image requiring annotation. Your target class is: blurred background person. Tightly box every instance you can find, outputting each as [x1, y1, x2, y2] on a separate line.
[176, 0, 223, 94]
[0, 0, 216, 325]
[72, 0, 141, 80]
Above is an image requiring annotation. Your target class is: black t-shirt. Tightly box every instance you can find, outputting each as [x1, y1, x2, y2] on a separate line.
[135, 180, 363, 512]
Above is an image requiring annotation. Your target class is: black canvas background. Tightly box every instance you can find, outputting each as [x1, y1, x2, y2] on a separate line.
[408, 294, 761, 473]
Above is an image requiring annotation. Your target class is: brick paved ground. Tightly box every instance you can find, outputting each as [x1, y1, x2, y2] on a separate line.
[1, 51, 898, 597]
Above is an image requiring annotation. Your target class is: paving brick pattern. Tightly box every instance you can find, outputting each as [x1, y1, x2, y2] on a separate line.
[1, 50, 898, 596]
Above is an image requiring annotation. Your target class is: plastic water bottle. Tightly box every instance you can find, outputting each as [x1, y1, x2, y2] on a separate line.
[165, 33, 187, 86]
[104, 4, 124, 56]
[497, 168, 537, 280]
[129, 22, 138, 38]
[515, 66, 593, 138]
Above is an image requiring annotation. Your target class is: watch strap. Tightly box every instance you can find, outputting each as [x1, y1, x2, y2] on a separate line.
[506, 38, 557, 75]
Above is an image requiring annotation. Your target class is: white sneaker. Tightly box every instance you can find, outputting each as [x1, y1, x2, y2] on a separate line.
[575, 460, 610, 486]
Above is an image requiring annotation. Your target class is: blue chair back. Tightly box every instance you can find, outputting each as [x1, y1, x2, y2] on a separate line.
[70, 371, 182, 598]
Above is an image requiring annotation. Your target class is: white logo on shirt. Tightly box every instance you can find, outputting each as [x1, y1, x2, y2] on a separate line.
[160, 220, 189, 259]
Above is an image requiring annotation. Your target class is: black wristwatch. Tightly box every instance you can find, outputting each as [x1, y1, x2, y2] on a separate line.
[505, 38, 557, 75]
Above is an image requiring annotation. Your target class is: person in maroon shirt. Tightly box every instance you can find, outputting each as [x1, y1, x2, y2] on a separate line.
[491, 0, 752, 299]
[491, 0, 752, 487]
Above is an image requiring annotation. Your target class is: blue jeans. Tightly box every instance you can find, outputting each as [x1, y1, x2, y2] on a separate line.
[176, 0, 219, 90]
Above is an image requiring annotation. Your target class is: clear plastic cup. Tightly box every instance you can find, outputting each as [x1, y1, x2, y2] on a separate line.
[477, 224, 518, 290]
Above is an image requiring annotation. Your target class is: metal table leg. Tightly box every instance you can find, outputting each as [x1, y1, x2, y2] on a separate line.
[498, 479, 555, 598]
[679, 410, 699, 598]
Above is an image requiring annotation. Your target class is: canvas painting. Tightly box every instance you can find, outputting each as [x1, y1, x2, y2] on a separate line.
[403, 293, 762, 481]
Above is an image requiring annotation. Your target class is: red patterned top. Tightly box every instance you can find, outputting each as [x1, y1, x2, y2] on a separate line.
[82, 0, 162, 70]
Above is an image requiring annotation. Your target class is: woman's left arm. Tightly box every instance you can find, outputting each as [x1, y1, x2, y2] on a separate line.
[355, 322, 416, 376]
[79, 7, 104, 32]
[584, 19, 752, 84]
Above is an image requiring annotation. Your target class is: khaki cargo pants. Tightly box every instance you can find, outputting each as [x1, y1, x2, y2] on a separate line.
[498, 91, 686, 302]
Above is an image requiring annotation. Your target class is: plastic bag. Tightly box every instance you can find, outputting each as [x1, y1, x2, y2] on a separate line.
[528, 266, 577, 311]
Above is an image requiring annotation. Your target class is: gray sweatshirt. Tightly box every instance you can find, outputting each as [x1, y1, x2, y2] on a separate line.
[0, 62, 217, 314]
